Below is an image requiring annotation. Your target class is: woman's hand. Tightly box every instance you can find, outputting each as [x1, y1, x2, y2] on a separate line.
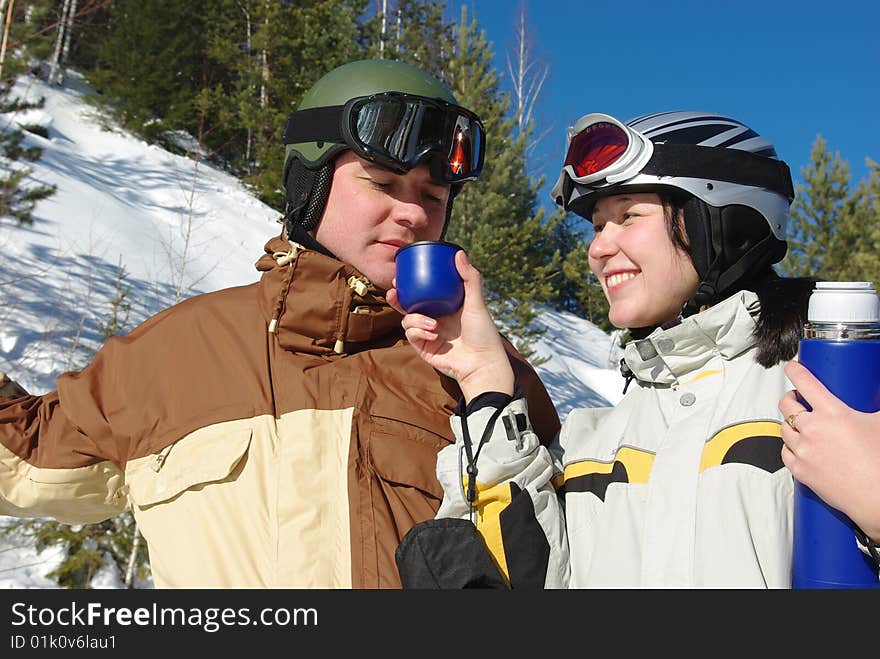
[387, 250, 514, 404]
[779, 359, 880, 542]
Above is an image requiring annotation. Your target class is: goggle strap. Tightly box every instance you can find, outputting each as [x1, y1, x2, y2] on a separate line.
[644, 143, 794, 202]
[282, 106, 345, 145]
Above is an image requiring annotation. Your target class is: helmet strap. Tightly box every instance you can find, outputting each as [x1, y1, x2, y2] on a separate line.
[440, 184, 461, 239]
[283, 220, 335, 258]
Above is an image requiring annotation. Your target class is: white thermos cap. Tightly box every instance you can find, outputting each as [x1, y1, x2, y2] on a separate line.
[808, 281, 880, 323]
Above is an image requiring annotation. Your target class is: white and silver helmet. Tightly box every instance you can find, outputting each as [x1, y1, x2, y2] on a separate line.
[551, 110, 795, 314]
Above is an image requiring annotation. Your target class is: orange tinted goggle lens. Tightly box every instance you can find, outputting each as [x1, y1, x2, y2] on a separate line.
[449, 127, 469, 175]
[564, 122, 629, 178]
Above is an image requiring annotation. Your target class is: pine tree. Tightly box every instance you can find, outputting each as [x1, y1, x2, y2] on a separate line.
[69, 0, 371, 209]
[832, 158, 880, 286]
[0, 120, 57, 225]
[235, 0, 370, 210]
[781, 135, 879, 289]
[0, 7, 56, 226]
[85, 0, 216, 140]
[369, 0, 453, 73]
[3, 0, 60, 71]
[443, 4, 559, 360]
[782, 136, 852, 278]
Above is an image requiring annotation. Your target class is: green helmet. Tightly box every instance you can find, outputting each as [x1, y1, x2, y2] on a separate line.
[281, 59, 483, 235]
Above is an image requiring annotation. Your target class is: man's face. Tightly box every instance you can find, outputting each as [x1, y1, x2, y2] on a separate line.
[315, 151, 451, 291]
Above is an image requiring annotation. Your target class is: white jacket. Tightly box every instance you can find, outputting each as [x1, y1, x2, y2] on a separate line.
[436, 290, 797, 588]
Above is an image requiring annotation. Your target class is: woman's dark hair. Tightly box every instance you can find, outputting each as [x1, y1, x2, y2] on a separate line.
[748, 272, 817, 367]
[659, 191, 816, 368]
[660, 193, 690, 256]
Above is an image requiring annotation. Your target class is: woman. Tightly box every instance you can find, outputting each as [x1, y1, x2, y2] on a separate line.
[390, 111, 818, 588]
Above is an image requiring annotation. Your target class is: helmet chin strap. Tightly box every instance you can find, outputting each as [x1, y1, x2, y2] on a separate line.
[440, 184, 461, 239]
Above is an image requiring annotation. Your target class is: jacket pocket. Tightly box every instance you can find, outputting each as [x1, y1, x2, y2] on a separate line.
[368, 416, 448, 500]
[126, 426, 252, 509]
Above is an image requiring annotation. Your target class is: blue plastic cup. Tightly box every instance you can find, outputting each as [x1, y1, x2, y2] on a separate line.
[394, 241, 464, 317]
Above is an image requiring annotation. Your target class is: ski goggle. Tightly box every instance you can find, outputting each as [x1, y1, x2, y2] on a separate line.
[559, 113, 654, 186]
[283, 92, 485, 183]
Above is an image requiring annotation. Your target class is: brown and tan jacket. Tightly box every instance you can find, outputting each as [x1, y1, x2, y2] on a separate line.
[0, 234, 559, 588]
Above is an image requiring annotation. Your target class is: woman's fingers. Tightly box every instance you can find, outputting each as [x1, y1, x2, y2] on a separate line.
[778, 389, 802, 417]
[455, 250, 486, 310]
[404, 326, 439, 344]
[779, 389, 808, 429]
[784, 360, 837, 412]
[778, 388, 806, 462]
[386, 285, 404, 314]
[401, 312, 438, 332]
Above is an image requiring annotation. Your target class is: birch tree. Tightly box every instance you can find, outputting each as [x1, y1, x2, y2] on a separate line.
[56, 0, 77, 84]
[0, 0, 15, 79]
[506, 1, 550, 160]
[46, 0, 70, 85]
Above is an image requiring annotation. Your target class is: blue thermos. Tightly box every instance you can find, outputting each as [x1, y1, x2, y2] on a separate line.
[792, 281, 880, 589]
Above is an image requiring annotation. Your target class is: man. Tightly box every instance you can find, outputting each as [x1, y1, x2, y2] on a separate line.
[0, 59, 559, 588]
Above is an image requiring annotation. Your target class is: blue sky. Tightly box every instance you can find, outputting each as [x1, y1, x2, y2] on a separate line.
[449, 0, 878, 211]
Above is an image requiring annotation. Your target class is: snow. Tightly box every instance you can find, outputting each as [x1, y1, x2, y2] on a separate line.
[0, 72, 624, 588]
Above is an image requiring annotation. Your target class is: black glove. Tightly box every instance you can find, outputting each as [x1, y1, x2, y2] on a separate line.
[395, 518, 508, 589]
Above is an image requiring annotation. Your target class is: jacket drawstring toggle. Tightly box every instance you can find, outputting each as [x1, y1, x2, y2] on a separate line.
[347, 276, 369, 297]
[334, 276, 371, 353]
[268, 242, 302, 334]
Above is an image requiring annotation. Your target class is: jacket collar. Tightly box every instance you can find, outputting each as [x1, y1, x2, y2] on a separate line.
[256, 233, 404, 356]
[624, 290, 760, 385]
